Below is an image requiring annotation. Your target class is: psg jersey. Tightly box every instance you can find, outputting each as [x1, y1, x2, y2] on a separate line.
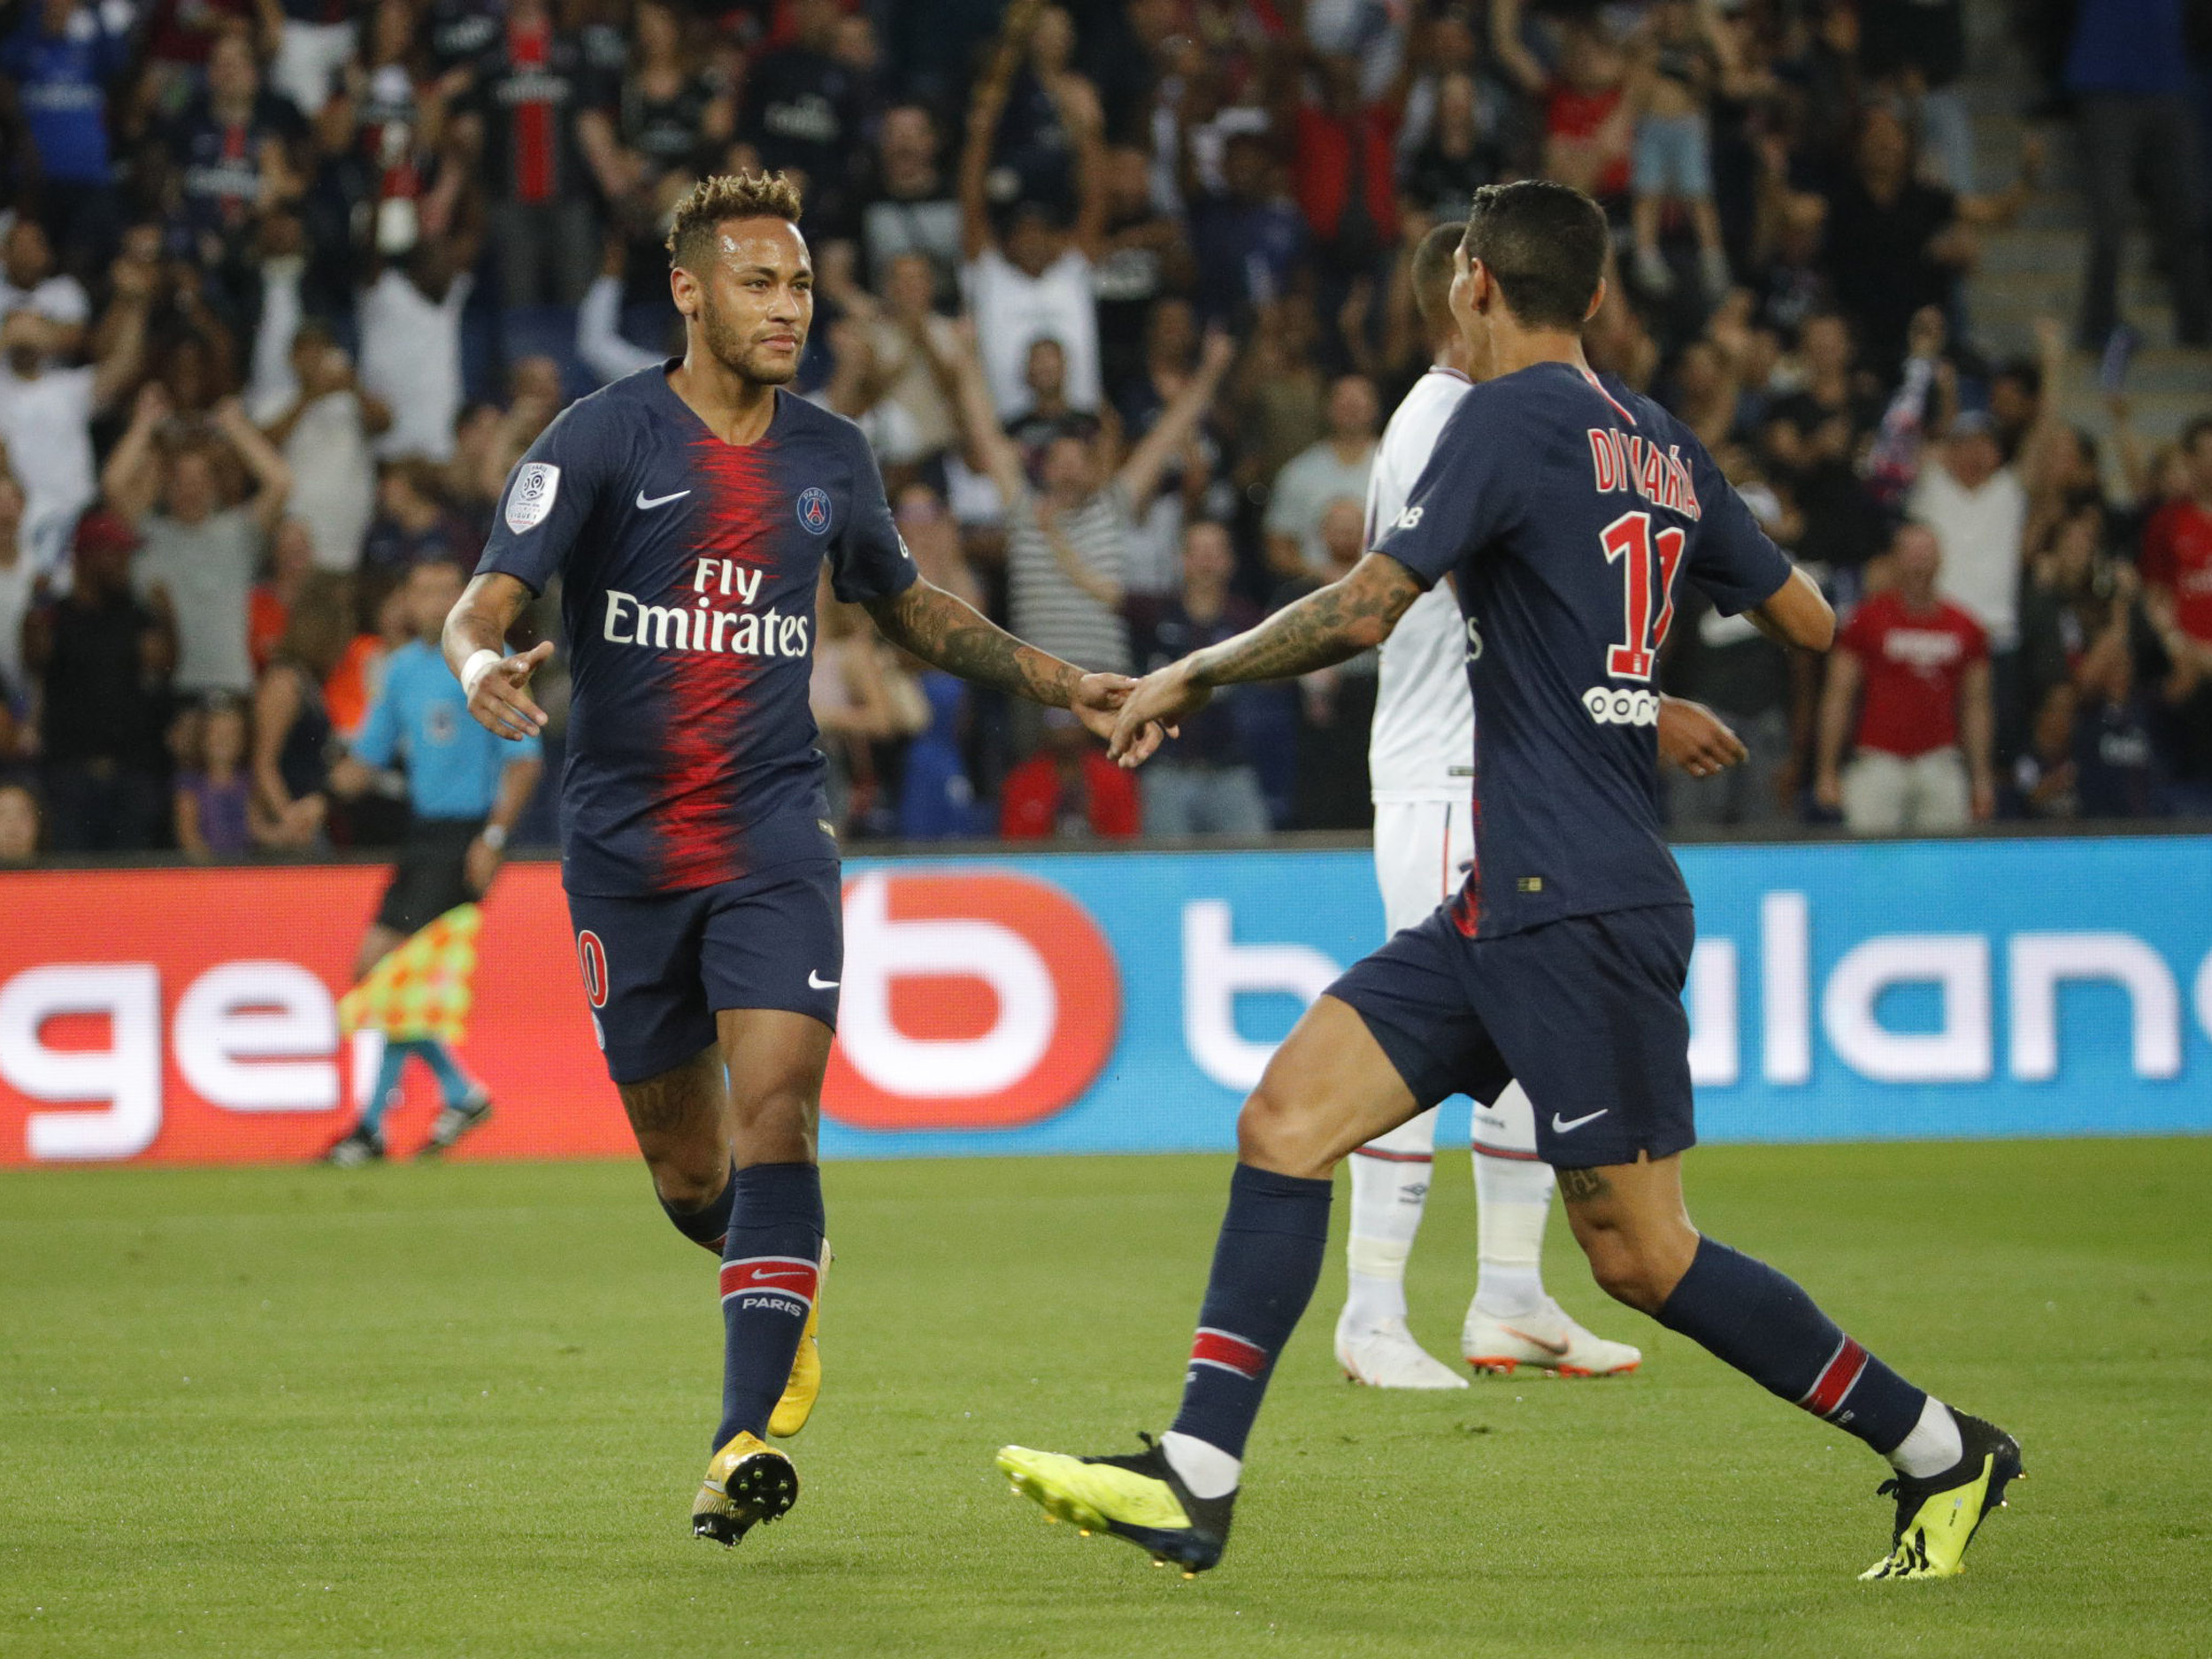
[477, 365, 916, 896]
[1374, 361, 1792, 937]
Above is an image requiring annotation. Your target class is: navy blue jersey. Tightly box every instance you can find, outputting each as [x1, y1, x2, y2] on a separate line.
[477, 366, 917, 896]
[1374, 361, 1792, 937]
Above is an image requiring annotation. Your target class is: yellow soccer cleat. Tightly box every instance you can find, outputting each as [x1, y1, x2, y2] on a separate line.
[1860, 1411, 2024, 1581]
[692, 1431, 798, 1547]
[996, 1436, 1234, 1575]
[767, 1241, 828, 1438]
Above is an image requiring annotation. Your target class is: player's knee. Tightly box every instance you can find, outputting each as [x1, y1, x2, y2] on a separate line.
[1236, 1083, 1330, 1179]
[1578, 1229, 1667, 1314]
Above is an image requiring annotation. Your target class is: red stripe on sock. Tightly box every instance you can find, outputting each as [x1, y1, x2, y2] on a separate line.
[718, 1256, 818, 1303]
[1800, 1336, 1868, 1419]
[1469, 1141, 1545, 1162]
[1350, 1147, 1434, 1164]
[1190, 1327, 1269, 1379]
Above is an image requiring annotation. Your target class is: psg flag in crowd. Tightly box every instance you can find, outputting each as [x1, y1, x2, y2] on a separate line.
[338, 904, 483, 1043]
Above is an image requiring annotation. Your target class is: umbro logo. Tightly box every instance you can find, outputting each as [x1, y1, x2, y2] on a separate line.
[636, 488, 691, 511]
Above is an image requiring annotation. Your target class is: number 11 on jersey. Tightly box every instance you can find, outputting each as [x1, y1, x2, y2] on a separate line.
[1601, 510, 1685, 682]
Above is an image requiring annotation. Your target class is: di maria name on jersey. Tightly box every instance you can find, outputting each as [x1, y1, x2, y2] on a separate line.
[1373, 361, 1792, 938]
[476, 365, 916, 897]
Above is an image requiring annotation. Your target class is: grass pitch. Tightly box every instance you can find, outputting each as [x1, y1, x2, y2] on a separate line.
[3, 1138, 2208, 1658]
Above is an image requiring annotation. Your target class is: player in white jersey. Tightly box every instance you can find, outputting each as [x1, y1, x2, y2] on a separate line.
[1335, 225, 1748, 1388]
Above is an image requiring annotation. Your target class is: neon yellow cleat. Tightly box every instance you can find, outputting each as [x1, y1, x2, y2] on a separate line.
[692, 1431, 797, 1547]
[1860, 1412, 2023, 1581]
[996, 1437, 1233, 1574]
[767, 1241, 828, 1438]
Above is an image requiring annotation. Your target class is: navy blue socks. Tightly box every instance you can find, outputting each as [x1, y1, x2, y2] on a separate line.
[660, 1162, 737, 1252]
[1656, 1235, 1926, 1453]
[1168, 1164, 1333, 1460]
[714, 1162, 824, 1447]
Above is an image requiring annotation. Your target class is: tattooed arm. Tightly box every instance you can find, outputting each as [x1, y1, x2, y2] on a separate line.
[863, 578, 1165, 759]
[1105, 553, 1424, 759]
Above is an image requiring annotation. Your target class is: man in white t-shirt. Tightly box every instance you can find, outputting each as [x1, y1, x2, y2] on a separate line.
[0, 269, 148, 573]
[359, 245, 474, 463]
[0, 220, 91, 356]
[1335, 223, 1747, 1388]
[956, 18, 1106, 419]
[1264, 376, 1379, 578]
[1906, 412, 2024, 657]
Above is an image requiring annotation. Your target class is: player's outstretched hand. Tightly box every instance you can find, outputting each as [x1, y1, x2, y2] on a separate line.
[465, 641, 555, 741]
[1072, 672, 1171, 766]
[1656, 695, 1747, 780]
[1106, 660, 1211, 767]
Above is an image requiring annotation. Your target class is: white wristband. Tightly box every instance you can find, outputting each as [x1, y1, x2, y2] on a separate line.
[479, 823, 508, 852]
[461, 649, 502, 698]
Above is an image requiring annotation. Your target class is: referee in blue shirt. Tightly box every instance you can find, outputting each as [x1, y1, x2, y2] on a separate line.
[324, 557, 543, 1164]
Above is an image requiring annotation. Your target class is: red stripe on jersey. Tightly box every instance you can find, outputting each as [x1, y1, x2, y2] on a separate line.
[511, 19, 554, 204]
[719, 1256, 818, 1303]
[1579, 366, 1638, 426]
[651, 434, 780, 892]
[1800, 1336, 1868, 1419]
[1190, 1327, 1269, 1379]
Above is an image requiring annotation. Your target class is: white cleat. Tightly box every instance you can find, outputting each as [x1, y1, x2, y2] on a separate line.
[1462, 1297, 1641, 1378]
[1334, 1311, 1471, 1390]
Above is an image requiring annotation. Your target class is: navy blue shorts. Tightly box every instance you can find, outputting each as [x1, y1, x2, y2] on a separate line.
[565, 858, 842, 1085]
[1327, 903, 1696, 1169]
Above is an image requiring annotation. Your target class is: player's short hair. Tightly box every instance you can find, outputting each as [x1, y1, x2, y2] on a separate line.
[1409, 221, 1464, 338]
[666, 171, 805, 271]
[1460, 181, 1609, 331]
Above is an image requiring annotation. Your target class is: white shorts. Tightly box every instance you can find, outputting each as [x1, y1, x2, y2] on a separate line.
[1362, 799, 1542, 1161]
[1372, 800, 1475, 935]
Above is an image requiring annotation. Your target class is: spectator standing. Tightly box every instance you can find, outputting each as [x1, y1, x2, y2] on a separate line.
[958, 325, 1233, 682]
[0, 219, 89, 351]
[1264, 373, 1379, 578]
[1091, 144, 1189, 400]
[1125, 520, 1269, 836]
[737, 0, 868, 234]
[267, 0, 359, 122]
[359, 242, 473, 461]
[0, 259, 148, 572]
[250, 568, 349, 849]
[958, 4, 1108, 419]
[1184, 130, 1307, 329]
[455, 0, 616, 308]
[0, 0, 132, 266]
[999, 707, 1139, 839]
[1858, 0, 1972, 194]
[858, 105, 962, 296]
[2063, 0, 2210, 349]
[1627, 0, 1733, 299]
[1762, 312, 1887, 575]
[2140, 418, 2212, 810]
[1282, 495, 1379, 828]
[363, 457, 475, 572]
[173, 693, 258, 859]
[22, 511, 173, 851]
[165, 27, 308, 288]
[1398, 70, 1508, 221]
[257, 325, 387, 570]
[104, 388, 293, 703]
[1816, 524, 1994, 833]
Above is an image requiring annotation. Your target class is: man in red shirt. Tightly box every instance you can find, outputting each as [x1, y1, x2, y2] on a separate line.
[1815, 523, 1995, 832]
[1000, 708, 1140, 840]
[2140, 417, 2212, 810]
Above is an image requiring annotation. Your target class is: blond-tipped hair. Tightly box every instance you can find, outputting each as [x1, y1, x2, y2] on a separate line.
[665, 171, 805, 270]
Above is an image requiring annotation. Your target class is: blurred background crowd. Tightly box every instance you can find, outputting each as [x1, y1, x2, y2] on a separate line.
[0, 0, 2208, 864]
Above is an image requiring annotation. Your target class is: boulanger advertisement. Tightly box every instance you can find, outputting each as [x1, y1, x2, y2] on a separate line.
[1, 837, 2208, 1166]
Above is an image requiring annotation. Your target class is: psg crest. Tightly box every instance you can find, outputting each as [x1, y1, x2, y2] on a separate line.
[797, 486, 833, 535]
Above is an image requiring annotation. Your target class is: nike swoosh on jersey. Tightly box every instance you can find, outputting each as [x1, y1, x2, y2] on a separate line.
[807, 971, 840, 990]
[1551, 1109, 1609, 1133]
[635, 488, 691, 510]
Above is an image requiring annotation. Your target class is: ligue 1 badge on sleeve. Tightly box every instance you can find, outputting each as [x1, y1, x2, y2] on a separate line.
[506, 462, 562, 533]
[797, 486, 833, 535]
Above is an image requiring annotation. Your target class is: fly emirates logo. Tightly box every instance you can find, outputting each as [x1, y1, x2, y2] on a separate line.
[601, 557, 812, 658]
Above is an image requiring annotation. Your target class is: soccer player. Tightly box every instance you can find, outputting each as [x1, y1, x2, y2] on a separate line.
[444, 172, 1158, 1548]
[998, 182, 2020, 1581]
[1338, 222, 1745, 1388]
[323, 556, 542, 1165]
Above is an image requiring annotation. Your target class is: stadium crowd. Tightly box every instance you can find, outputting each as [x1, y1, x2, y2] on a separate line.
[0, 0, 2208, 863]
